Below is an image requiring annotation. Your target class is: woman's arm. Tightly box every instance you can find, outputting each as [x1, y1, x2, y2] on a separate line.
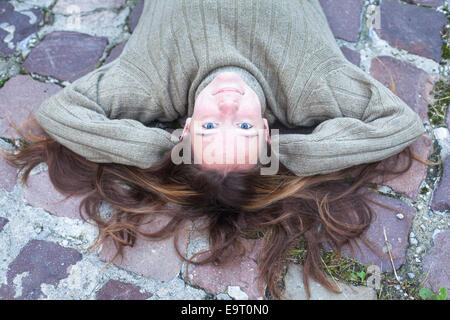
[272, 61, 426, 177]
[35, 58, 176, 169]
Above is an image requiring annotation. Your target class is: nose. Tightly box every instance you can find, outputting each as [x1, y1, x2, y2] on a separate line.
[218, 99, 238, 115]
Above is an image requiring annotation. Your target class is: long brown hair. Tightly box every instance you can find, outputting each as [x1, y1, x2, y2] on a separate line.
[0, 115, 440, 299]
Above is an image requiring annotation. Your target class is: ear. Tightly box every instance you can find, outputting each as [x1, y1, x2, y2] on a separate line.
[181, 117, 191, 139]
[262, 118, 270, 144]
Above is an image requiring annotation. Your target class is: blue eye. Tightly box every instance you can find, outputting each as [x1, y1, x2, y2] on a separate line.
[203, 122, 216, 129]
[239, 122, 253, 129]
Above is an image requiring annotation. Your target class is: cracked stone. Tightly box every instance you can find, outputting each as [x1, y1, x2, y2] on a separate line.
[431, 157, 450, 213]
[283, 264, 376, 300]
[375, 0, 446, 62]
[96, 279, 153, 300]
[186, 238, 264, 300]
[0, 2, 44, 57]
[53, 0, 127, 14]
[0, 239, 82, 300]
[318, 0, 363, 42]
[23, 31, 108, 82]
[99, 212, 191, 282]
[422, 231, 450, 297]
[0, 75, 61, 140]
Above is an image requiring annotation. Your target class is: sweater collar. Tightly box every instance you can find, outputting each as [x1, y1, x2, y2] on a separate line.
[194, 65, 267, 116]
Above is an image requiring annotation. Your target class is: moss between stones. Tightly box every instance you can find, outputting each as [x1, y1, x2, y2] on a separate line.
[427, 79, 450, 127]
[443, 42, 450, 60]
[440, 3, 450, 60]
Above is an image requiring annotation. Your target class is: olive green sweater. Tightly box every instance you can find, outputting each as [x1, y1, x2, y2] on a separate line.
[35, 0, 426, 176]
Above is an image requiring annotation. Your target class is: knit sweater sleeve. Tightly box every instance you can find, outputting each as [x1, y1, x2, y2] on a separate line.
[34, 58, 176, 169]
[272, 61, 426, 177]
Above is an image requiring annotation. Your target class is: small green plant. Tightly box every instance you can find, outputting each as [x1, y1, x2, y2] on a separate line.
[427, 79, 450, 127]
[443, 42, 450, 60]
[419, 186, 429, 195]
[288, 239, 370, 287]
[418, 286, 448, 300]
[354, 270, 367, 285]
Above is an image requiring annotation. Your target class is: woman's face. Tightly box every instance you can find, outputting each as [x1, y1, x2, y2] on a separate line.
[183, 71, 269, 172]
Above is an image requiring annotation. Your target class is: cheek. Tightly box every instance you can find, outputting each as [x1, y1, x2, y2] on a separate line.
[235, 136, 260, 163]
[243, 92, 262, 113]
[191, 135, 220, 161]
[193, 96, 216, 116]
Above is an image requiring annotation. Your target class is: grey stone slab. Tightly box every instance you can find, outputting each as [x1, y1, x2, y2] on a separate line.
[284, 264, 376, 300]
[53, 0, 127, 14]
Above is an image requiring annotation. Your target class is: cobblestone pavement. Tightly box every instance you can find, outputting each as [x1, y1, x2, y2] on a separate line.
[0, 0, 449, 300]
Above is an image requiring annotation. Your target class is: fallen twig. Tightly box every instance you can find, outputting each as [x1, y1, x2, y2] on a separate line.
[383, 226, 400, 282]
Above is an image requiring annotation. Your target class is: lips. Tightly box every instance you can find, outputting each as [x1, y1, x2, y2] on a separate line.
[214, 87, 243, 95]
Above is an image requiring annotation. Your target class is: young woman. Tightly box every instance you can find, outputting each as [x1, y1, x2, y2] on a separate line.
[1, 0, 438, 299]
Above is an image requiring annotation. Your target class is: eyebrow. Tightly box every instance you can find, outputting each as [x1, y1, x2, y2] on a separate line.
[195, 131, 258, 137]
